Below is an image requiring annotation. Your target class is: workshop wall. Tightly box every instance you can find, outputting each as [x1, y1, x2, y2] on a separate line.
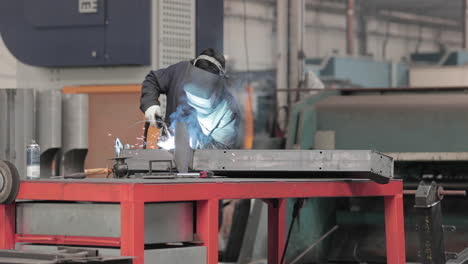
[0, 0, 463, 87]
[0, 36, 17, 88]
[224, 0, 462, 72]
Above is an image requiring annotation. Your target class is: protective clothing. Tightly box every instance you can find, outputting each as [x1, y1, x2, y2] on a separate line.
[193, 55, 226, 76]
[140, 60, 240, 149]
[144, 105, 162, 127]
[183, 64, 224, 111]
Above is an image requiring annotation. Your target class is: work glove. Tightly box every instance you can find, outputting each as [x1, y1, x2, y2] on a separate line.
[144, 105, 163, 127]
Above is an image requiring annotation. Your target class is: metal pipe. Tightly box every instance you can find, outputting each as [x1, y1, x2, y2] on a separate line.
[357, 1, 367, 56]
[294, 0, 306, 103]
[346, 0, 355, 55]
[276, 0, 288, 131]
[405, 182, 468, 189]
[289, 0, 305, 104]
[464, 0, 468, 49]
[403, 190, 466, 196]
[440, 190, 467, 196]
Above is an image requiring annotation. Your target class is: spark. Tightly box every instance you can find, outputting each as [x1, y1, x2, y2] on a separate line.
[114, 138, 123, 157]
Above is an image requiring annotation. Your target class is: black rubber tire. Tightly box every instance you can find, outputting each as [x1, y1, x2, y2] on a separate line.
[0, 160, 20, 204]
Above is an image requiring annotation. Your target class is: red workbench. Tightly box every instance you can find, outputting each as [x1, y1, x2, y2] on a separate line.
[0, 178, 405, 264]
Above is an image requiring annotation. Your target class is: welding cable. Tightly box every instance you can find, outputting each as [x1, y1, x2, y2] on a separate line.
[280, 198, 305, 264]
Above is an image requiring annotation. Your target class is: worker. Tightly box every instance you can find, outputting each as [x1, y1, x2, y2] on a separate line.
[140, 48, 240, 149]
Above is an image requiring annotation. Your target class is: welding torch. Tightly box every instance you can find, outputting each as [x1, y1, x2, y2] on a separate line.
[143, 116, 171, 149]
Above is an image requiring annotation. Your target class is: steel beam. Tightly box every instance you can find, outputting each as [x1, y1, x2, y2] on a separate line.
[122, 149, 393, 183]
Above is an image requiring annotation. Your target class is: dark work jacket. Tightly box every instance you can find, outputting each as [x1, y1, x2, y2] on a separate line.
[140, 61, 189, 124]
[140, 61, 241, 148]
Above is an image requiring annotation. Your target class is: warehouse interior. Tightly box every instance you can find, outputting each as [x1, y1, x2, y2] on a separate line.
[0, 0, 468, 263]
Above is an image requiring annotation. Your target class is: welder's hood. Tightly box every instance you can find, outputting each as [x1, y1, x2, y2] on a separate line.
[182, 64, 226, 114]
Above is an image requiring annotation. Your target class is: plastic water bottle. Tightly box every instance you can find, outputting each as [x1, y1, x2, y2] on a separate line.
[26, 140, 40, 180]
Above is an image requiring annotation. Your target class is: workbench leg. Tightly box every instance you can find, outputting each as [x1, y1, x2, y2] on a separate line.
[121, 201, 145, 264]
[197, 199, 219, 264]
[0, 204, 15, 249]
[267, 199, 286, 264]
[384, 194, 406, 264]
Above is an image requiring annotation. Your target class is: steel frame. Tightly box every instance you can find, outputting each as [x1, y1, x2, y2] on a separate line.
[0, 180, 405, 264]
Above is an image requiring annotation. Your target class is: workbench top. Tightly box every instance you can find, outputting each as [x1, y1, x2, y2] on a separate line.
[21, 177, 400, 184]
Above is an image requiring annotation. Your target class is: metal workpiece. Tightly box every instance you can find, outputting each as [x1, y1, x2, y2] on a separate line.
[122, 149, 393, 183]
[0, 89, 35, 179]
[37, 90, 62, 177]
[416, 205, 446, 264]
[16, 244, 207, 264]
[144, 246, 206, 264]
[0, 248, 133, 264]
[61, 94, 88, 176]
[174, 122, 193, 173]
[412, 181, 447, 264]
[16, 202, 194, 244]
[122, 149, 174, 171]
[193, 150, 393, 183]
[415, 181, 442, 208]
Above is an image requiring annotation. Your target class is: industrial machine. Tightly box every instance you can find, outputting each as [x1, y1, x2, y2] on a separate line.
[305, 56, 409, 88]
[409, 180, 468, 264]
[288, 87, 468, 262]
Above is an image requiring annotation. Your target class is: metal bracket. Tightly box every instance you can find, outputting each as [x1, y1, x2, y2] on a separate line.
[148, 160, 173, 175]
[415, 181, 441, 208]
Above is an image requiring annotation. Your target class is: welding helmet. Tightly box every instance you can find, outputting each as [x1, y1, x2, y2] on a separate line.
[183, 56, 226, 115]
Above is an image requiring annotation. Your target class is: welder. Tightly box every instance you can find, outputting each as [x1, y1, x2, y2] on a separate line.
[140, 48, 240, 149]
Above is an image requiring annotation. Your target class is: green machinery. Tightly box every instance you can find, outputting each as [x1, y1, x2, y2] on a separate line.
[286, 87, 468, 263]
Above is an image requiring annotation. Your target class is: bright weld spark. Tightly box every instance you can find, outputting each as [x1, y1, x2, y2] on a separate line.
[158, 135, 175, 150]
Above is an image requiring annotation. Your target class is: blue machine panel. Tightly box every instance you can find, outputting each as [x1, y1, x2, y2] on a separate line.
[411, 51, 468, 66]
[318, 57, 408, 88]
[0, 0, 150, 67]
[24, 0, 106, 27]
[196, 0, 224, 54]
